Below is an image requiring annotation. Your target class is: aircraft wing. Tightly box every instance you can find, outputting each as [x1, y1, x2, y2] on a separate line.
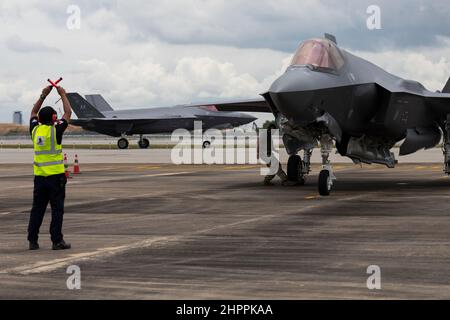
[70, 117, 198, 136]
[85, 116, 196, 122]
[68, 92, 272, 118]
[72, 116, 196, 125]
[187, 97, 272, 113]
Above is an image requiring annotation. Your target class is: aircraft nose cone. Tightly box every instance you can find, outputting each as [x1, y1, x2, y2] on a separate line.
[269, 67, 316, 93]
[268, 68, 317, 122]
[270, 73, 296, 94]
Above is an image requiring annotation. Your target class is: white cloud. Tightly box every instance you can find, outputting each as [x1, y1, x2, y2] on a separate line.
[70, 54, 288, 109]
[5, 35, 61, 53]
[0, 0, 450, 123]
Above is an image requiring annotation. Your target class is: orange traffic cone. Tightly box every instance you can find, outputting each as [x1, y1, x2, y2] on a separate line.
[73, 154, 80, 174]
[64, 153, 72, 179]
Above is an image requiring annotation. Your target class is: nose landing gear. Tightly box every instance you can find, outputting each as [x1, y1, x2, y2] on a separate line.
[318, 164, 336, 196]
[318, 134, 336, 196]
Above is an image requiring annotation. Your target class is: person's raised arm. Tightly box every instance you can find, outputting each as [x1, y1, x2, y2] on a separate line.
[31, 86, 53, 119]
[57, 86, 72, 121]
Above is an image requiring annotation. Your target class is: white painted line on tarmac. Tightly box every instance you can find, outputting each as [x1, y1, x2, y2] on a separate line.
[0, 174, 32, 179]
[0, 171, 193, 191]
[56, 172, 195, 208]
[143, 172, 192, 178]
[1, 184, 33, 190]
[0, 172, 194, 214]
[0, 172, 195, 215]
[68, 171, 193, 185]
[0, 193, 369, 275]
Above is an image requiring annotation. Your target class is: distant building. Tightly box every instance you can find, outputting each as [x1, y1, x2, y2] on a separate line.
[13, 111, 23, 125]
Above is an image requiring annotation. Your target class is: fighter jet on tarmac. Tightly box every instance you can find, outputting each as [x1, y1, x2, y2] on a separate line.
[197, 33, 450, 196]
[66, 93, 256, 149]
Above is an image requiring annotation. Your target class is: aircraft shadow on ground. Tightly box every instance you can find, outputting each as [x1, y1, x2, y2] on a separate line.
[224, 178, 450, 193]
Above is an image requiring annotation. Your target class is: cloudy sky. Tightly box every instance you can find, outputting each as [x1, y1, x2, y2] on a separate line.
[1, 0, 450, 122]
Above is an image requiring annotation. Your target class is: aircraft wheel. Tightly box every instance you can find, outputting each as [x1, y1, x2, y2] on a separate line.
[138, 138, 150, 149]
[287, 155, 304, 184]
[318, 170, 332, 196]
[117, 138, 129, 149]
[202, 140, 211, 149]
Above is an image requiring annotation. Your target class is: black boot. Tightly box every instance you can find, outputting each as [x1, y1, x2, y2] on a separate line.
[29, 241, 39, 250]
[52, 240, 71, 250]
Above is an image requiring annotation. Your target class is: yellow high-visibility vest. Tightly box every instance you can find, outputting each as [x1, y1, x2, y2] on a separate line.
[32, 124, 64, 176]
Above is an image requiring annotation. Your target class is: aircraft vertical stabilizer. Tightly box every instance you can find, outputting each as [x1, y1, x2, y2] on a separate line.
[85, 94, 115, 112]
[443, 77, 450, 93]
[66, 93, 105, 118]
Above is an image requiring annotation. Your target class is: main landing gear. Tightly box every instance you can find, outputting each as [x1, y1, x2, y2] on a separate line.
[287, 149, 312, 185]
[318, 134, 336, 196]
[117, 137, 129, 149]
[117, 135, 211, 149]
[138, 135, 150, 149]
[117, 135, 150, 149]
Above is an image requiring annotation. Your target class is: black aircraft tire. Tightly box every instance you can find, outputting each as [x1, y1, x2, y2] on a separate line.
[287, 155, 301, 181]
[318, 170, 331, 196]
[117, 138, 129, 149]
[138, 138, 150, 149]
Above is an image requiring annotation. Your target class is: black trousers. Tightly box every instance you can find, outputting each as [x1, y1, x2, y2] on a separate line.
[28, 174, 67, 243]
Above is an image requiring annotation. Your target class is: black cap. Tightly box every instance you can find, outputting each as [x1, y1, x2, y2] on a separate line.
[38, 106, 57, 124]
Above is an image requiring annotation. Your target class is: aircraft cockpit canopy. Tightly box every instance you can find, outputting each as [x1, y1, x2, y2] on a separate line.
[290, 39, 344, 71]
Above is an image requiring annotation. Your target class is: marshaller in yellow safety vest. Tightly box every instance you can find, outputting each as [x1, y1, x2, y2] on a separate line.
[27, 84, 72, 251]
[32, 124, 65, 176]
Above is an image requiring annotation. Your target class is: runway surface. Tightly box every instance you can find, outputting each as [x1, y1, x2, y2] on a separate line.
[0, 147, 445, 164]
[0, 162, 450, 299]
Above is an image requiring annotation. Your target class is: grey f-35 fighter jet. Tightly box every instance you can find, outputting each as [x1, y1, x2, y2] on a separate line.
[66, 93, 256, 149]
[207, 33, 450, 195]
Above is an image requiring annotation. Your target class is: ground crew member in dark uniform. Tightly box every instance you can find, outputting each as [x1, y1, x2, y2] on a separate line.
[28, 85, 72, 250]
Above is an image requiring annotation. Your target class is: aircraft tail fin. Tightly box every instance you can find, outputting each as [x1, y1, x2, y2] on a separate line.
[66, 93, 105, 119]
[443, 77, 450, 93]
[85, 94, 114, 112]
[324, 33, 337, 45]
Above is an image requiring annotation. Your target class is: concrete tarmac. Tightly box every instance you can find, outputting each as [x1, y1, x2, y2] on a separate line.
[0, 162, 450, 299]
[0, 147, 445, 164]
